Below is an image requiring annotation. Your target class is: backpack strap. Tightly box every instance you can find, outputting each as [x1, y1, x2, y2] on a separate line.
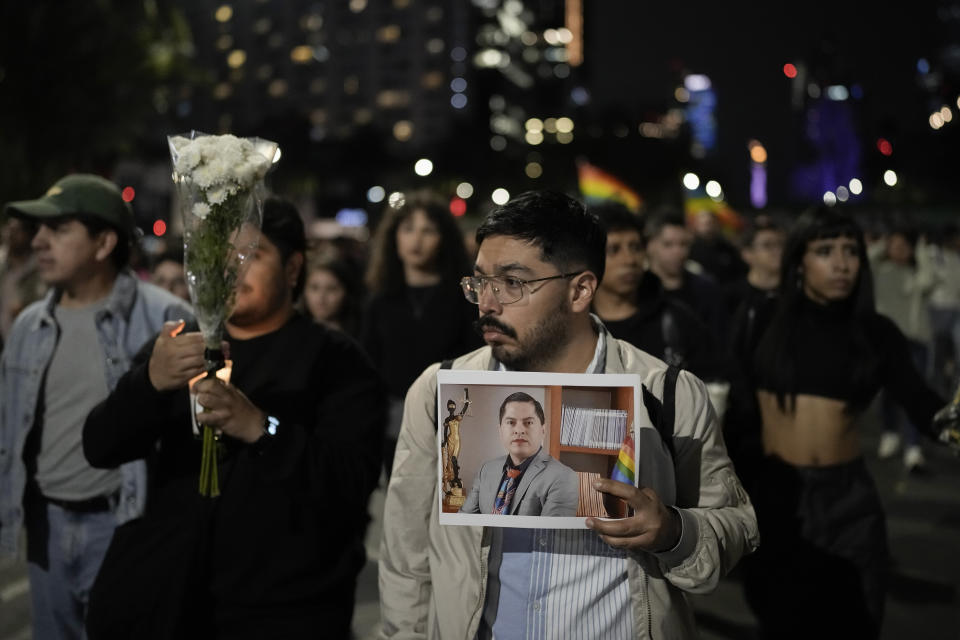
[641, 364, 681, 461]
[660, 364, 680, 459]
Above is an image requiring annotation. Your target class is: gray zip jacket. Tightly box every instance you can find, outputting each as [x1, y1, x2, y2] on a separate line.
[0, 271, 191, 555]
[379, 334, 759, 639]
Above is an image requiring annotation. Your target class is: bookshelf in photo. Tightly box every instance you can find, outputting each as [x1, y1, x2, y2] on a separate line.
[545, 385, 635, 518]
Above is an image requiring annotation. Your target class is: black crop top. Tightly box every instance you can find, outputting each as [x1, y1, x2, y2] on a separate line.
[754, 296, 944, 438]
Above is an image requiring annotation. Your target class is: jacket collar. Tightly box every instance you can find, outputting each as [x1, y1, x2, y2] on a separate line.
[35, 270, 138, 329]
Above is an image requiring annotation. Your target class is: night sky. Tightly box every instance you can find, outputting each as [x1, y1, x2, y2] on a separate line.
[583, 0, 945, 209]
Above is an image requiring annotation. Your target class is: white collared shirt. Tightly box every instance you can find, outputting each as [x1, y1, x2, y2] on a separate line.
[482, 317, 632, 639]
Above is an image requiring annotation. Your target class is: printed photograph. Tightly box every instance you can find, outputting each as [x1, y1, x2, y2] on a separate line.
[437, 369, 643, 528]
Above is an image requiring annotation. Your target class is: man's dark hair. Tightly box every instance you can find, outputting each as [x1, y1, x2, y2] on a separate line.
[643, 209, 686, 243]
[740, 216, 783, 249]
[476, 190, 606, 283]
[74, 215, 131, 270]
[151, 246, 184, 271]
[498, 392, 545, 425]
[262, 196, 307, 299]
[590, 201, 644, 245]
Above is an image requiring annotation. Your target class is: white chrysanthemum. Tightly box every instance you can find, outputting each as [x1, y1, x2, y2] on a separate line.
[207, 187, 229, 205]
[173, 133, 274, 195]
[192, 202, 211, 219]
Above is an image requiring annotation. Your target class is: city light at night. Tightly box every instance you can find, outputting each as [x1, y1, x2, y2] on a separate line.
[682, 173, 700, 190]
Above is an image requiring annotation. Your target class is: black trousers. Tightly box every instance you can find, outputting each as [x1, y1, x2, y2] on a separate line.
[742, 455, 888, 640]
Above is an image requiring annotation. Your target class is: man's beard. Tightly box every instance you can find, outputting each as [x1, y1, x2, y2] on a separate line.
[488, 298, 572, 371]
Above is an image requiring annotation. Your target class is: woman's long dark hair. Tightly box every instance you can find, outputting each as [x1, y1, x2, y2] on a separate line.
[365, 189, 470, 295]
[754, 206, 876, 411]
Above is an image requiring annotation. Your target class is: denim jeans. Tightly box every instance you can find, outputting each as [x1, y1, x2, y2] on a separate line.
[27, 502, 116, 640]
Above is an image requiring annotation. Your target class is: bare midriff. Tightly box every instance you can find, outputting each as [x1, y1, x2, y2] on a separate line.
[757, 391, 861, 466]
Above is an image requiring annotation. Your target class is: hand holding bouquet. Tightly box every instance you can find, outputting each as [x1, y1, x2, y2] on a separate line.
[168, 131, 279, 495]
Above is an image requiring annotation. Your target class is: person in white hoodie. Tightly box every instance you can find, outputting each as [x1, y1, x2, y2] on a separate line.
[871, 226, 935, 471]
[923, 223, 960, 397]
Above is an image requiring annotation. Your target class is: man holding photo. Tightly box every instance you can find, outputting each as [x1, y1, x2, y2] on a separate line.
[460, 392, 577, 516]
[379, 190, 758, 640]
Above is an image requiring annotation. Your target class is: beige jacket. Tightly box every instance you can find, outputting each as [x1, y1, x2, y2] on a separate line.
[378, 334, 759, 639]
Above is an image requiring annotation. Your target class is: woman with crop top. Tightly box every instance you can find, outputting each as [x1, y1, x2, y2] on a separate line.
[741, 208, 945, 639]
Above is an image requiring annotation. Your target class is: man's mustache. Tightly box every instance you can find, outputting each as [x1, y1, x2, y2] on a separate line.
[473, 316, 518, 339]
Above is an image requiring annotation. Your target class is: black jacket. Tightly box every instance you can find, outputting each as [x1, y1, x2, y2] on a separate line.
[83, 313, 387, 639]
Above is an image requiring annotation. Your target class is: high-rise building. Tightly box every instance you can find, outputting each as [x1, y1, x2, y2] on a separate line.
[174, 0, 474, 153]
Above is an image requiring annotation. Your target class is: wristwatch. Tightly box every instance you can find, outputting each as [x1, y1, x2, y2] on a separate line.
[252, 414, 280, 455]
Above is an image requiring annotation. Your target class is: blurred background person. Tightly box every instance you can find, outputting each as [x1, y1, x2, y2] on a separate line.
[725, 216, 784, 319]
[644, 209, 728, 348]
[0, 216, 46, 346]
[362, 190, 481, 479]
[688, 208, 747, 287]
[723, 217, 785, 489]
[871, 225, 935, 472]
[302, 251, 364, 338]
[149, 246, 190, 301]
[743, 207, 946, 639]
[590, 201, 721, 381]
[923, 223, 960, 398]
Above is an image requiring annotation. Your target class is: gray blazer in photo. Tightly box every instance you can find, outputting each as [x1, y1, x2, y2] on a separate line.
[460, 448, 579, 516]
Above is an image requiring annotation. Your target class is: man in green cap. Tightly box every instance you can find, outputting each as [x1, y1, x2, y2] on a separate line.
[0, 174, 192, 639]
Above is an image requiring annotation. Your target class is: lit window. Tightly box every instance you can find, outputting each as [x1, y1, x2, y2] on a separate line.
[226, 50, 246, 68]
[268, 79, 288, 97]
[214, 5, 233, 22]
[421, 71, 444, 89]
[377, 25, 402, 43]
[213, 83, 232, 100]
[290, 45, 313, 63]
[393, 121, 414, 141]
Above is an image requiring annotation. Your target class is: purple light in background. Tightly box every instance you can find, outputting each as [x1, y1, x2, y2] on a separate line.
[751, 163, 767, 209]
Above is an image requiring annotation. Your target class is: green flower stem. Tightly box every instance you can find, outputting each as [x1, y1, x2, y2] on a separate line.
[198, 424, 220, 498]
[184, 190, 250, 349]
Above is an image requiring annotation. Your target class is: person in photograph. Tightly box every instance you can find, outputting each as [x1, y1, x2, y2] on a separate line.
[460, 392, 578, 517]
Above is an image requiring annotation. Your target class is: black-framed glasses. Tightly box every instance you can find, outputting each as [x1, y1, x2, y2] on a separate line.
[460, 272, 582, 305]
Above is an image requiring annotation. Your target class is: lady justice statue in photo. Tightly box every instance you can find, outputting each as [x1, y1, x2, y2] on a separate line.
[441, 389, 470, 512]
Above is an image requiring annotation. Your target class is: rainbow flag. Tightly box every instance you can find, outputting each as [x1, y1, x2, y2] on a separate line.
[610, 429, 636, 485]
[577, 161, 643, 213]
[684, 194, 744, 236]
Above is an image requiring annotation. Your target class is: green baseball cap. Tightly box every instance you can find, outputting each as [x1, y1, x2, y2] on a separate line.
[4, 174, 134, 235]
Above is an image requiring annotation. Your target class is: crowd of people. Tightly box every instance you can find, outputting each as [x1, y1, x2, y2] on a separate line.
[0, 172, 959, 639]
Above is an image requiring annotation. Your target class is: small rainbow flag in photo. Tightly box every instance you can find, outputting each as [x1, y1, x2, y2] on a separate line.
[610, 429, 636, 486]
[577, 161, 643, 213]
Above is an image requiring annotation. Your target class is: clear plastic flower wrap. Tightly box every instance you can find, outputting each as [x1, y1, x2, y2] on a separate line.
[167, 130, 279, 495]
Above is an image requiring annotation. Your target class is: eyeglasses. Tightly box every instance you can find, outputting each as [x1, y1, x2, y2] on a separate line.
[460, 272, 582, 305]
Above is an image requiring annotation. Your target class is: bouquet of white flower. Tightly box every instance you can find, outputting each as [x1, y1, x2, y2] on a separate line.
[168, 130, 279, 496]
